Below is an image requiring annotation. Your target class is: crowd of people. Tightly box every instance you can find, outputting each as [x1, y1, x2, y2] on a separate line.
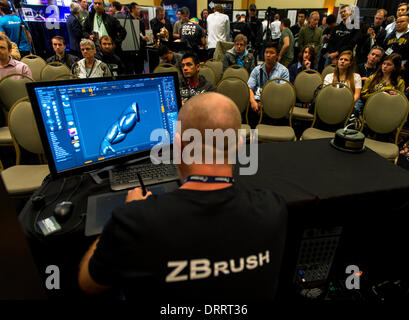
[1, 1, 409, 123]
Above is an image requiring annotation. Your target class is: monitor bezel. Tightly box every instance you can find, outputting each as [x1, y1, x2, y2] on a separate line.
[26, 72, 181, 179]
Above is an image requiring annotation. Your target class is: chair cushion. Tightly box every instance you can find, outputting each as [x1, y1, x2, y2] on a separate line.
[301, 128, 336, 140]
[0, 126, 12, 144]
[292, 106, 314, 120]
[1, 165, 49, 195]
[364, 138, 399, 160]
[256, 124, 295, 142]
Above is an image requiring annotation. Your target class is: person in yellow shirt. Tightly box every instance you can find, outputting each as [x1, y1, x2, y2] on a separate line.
[361, 53, 405, 102]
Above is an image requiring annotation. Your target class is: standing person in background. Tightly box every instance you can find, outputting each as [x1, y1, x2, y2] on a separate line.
[298, 11, 322, 58]
[150, 6, 173, 43]
[231, 13, 248, 41]
[67, 2, 83, 57]
[0, 1, 31, 57]
[206, 4, 230, 60]
[318, 14, 337, 72]
[78, 0, 89, 26]
[129, 2, 148, 74]
[320, 16, 327, 30]
[180, 18, 206, 55]
[278, 18, 295, 68]
[110, 2, 126, 19]
[290, 10, 306, 64]
[199, 9, 208, 35]
[173, 7, 189, 40]
[246, 4, 262, 61]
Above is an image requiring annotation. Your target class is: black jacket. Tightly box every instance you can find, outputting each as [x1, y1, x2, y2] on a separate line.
[150, 17, 173, 42]
[67, 14, 83, 54]
[83, 12, 127, 47]
[327, 22, 360, 55]
[179, 75, 215, 103]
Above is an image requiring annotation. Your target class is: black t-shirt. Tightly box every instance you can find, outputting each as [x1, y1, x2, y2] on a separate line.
[356, 63, 377, 85]
[89, 185, 287, 301]
[180, 22, 205, 50]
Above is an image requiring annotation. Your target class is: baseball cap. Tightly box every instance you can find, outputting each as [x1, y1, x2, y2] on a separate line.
[249, 4, 257, 11]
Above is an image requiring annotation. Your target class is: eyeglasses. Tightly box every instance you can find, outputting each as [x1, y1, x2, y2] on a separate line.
[235, 43, 245, 47]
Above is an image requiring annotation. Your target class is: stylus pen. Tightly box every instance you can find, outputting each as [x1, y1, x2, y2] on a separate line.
[136, 172, 147, 196]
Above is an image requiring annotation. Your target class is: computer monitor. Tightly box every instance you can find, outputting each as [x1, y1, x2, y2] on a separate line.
[27, 73, 181, 178]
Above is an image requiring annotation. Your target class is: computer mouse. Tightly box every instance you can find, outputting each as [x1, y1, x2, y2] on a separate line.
[54, 201, 73, 223]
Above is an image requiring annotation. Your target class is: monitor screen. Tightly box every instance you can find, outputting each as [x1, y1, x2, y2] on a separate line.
[27, 73, 181, 178]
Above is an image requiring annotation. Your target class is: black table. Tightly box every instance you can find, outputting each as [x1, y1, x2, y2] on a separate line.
[19, 139, 409, 299]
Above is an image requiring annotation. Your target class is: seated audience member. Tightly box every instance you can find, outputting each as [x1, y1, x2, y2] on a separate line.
[0, 34, 32, 80]
[95, 35, 124, 76]
[289, 45, 317, 83]
[46, 36, 79, 69]
[360, 53, 405, 102]
[158, 44, 182, 69]
[356, 46, 384, 85]
[323, 50, 362, 102]
[223, 34, 255, 75]
[248, 41, 289, 113]
[179, 52, 215, 104]
[71, 39, 111, 78]
[78, 92, 288, 301]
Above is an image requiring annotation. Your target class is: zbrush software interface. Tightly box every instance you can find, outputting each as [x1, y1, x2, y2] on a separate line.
[34, 76, 179, 173]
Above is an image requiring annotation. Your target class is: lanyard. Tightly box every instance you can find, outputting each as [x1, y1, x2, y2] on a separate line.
[376, 81, 387, 91]
[184, 175, 234, 184]
[96, 15, 103, 29]
[86, 60, 96, 78]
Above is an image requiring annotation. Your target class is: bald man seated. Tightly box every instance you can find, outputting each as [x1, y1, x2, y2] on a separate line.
[78, 92, 287, 301]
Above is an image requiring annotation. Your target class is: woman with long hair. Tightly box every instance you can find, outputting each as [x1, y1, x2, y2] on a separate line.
[324, 50, 362, 102]
[361, 53, 405, 101]
[289, 45, 317, 83]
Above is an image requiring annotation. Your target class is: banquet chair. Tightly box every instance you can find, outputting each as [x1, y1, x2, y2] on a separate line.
[199, 65, 217, 86]
[361, 91, 409, 163]
[292, 70, 323, 121]
[21, 55, 47, 81]
[321, 64, 336, 79]
[256, 79, 296, 142]
[216, 77, 251, 138]
[204, 59, 223, 84]
[40, 62, 71, 81]
[0, 98, 49, 195]
[301, 83, 354, 140]
[222, 65, 249, 83]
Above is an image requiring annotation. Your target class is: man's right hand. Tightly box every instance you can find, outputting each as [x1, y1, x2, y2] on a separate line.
[250, 100, 259, 112]
[126, 187, 152, 203]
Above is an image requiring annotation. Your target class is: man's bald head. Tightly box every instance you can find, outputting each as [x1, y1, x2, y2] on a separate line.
[178, 93, 241, 134]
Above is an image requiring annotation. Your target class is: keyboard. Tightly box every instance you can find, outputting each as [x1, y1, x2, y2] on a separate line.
[109, 162, 179, 191]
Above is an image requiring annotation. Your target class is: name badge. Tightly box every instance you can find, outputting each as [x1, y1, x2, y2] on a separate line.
[385, 48, 393, 55]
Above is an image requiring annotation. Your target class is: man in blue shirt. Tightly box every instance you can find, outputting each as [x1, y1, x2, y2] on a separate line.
[248, 41, 289, 113]
[0, 2, 30, 56]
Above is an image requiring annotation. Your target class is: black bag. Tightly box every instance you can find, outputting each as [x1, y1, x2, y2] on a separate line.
[308, 84, 323, 115]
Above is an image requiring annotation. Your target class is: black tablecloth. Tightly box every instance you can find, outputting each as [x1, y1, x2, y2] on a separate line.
[19, 139, 409, 299]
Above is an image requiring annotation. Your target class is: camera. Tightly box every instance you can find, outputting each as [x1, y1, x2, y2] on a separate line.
[265, 7, 275, 21]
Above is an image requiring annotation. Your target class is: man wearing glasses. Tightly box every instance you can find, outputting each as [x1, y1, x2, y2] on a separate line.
[223, 34, 255, 75]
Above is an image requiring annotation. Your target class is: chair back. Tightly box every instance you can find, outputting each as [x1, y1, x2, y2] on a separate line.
[21, 55, 47, 81]
[293, 70, 323, 103]
[204, 59, 223, 83]
[313, 83, 354, 126]
[362, 91, 409, 137]
[222, 65, 249, 82]
[216, 77, 249, 114]
[322, 64, 336, 79]
[260, 79, 296, 119]
[53, 74, 79, 80]
[0, 74, 33, 112]
[199, 65, 217, 86]
[153, 63, 181, 76]
[40, 62, 71, 81]
[8, 98, 44, 163]
[213, 41, 234, 61]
